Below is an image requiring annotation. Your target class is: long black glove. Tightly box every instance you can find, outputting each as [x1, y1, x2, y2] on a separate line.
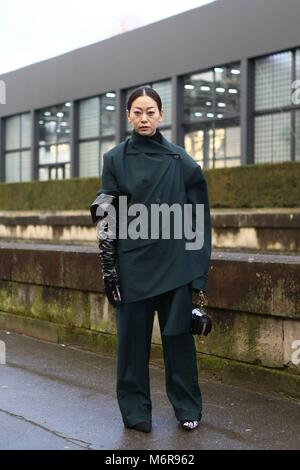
[91, 193, 122, 306]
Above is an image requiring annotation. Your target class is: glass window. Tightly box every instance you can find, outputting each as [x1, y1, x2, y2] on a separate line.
[255, 112, 291, 163]
[38, 163, 71, 181]
[100, 139, 116, 157]
[184, 129, 207, 166]
[100, 93, 116, 136]
[184, 119, 240, 169]
[4, 113, 32, 182]
[39, 117, 56, 146]
[5, 115, 20, 151]
[225, 126, 241, 159]
[215, 65, 240, 117]
[183, 63, 241, 168]
[254, 48, 300, 163]
[21, 150, 32, 182]
[57, 143, 70, 163]
[79, 141, 100, 177]
[295, 110, 300, 161]
[296, 49, 300, 82]
[79, 97, 100, 139]
[39, 145, 56, 165]
[183, 64, 240, 124]
[5, 150, 32, 183]
[21, 113, 31, 148]
[254, 115, 272, 163]
[38, 102, 71, 180]
[5, 151, 20, 182]
[65, 163, 71, 179]
[255, 51, 292, 111]
[100, 139, 116, 173]
[161, 129, 172, 142]
[38, 103, 71, 146]
[38, 167, 49, 181]
[78, 92, 116, 178]
[183, 70, 214, 123]
[152, 81, 172, 126]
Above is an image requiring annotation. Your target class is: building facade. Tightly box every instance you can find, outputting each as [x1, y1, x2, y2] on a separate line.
[0, 0, 300, 183]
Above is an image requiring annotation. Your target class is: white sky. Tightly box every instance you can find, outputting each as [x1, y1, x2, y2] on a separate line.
[0, 0, 216, 75]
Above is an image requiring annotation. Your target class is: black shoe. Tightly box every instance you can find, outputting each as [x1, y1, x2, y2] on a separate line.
[125, 421, 152, 433]
[180, 420, 199, 431]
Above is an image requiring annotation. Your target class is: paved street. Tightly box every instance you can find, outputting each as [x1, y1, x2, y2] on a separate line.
[0, 330, 299, 450]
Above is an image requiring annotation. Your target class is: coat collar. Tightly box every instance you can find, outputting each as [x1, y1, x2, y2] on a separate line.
[126, 129, 178, 155]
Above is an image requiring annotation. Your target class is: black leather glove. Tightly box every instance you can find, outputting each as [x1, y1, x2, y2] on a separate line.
[98, 235, 121, 306]
[91, 193, 122, 306]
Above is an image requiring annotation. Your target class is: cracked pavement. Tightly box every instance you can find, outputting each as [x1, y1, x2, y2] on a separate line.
[0, 330, 300, 450]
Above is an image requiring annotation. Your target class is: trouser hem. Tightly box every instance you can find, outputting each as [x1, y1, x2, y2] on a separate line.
[123, 416, 152, 427]
[176, 412, 202, 422]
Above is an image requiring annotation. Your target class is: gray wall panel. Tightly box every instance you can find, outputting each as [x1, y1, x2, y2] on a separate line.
[1, 0, 300, 117]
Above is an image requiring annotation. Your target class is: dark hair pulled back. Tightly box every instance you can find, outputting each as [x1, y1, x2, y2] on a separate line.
[126, 86, 162, 112]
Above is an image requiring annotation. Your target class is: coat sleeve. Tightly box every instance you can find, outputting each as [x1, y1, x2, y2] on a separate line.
[96, 152, 120, 196]
[185, 164, 212, 293]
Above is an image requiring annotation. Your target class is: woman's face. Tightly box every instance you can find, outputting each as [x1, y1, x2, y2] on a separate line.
[127, 95, 163, 136]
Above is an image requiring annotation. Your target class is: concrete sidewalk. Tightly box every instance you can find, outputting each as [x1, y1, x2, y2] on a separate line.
[0, 330, 299, 450]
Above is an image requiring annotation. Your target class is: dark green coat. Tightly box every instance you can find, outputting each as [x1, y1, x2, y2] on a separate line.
[97, 130, 211, 304]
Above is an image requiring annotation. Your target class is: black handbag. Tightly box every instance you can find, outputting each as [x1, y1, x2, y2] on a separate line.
[191, 291, 212, 336]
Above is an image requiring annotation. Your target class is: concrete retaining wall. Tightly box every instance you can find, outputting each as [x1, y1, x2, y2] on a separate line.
[0, 241, 299, 397]
[0, 208, 299, 251]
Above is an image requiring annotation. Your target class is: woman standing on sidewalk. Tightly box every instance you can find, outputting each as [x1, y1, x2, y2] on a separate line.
[94, 86, 211, 433]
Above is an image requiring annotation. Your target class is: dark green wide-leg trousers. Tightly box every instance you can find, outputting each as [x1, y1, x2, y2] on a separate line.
[115, 282, 202, 427]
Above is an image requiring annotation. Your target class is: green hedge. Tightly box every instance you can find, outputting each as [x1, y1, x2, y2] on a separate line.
[0, 177, 101, 211]
[204, 161, 300, 208]
[0, 161, 299, 211]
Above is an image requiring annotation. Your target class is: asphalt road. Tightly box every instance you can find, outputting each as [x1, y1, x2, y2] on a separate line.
[0, 330, 299, 450]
